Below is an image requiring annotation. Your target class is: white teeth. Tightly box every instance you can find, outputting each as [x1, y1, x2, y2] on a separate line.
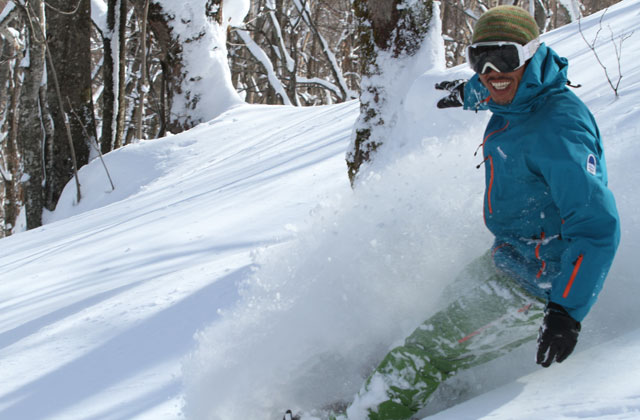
[491, 81, 511, 90]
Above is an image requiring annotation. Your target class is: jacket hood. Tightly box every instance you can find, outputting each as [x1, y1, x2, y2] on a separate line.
[487, 43, 569, 117]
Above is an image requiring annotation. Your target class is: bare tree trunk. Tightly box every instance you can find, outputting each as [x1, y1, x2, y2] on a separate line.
[268, 0, 299, 104]
[16, 0, 47, 229]
[114, 0, 128, 148]
[3, 84, 22, 235]
[147, 1, 182, 134]
[133, 0, 150, 140]
[45, 0, 96, 208]
[101, 0, 117, 154]
[0, 22, 24, 236]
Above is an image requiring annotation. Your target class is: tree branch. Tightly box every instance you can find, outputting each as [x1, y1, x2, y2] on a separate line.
[44, 0, 82, 15]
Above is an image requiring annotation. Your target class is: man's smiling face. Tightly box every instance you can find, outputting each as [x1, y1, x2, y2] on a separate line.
[478, 65, 526, 105]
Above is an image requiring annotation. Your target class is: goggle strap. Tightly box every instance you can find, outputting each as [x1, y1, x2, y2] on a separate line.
[522, 38, 541, 61]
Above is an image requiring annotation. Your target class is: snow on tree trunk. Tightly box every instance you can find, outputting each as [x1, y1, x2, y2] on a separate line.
[134, 0, 151, 141]
[0, 7, 24, 236]
[100, 0, 117, 154]
[156, 0, 249, 132]
[557, 0, 583, 21]
[346, 0, 438, 186]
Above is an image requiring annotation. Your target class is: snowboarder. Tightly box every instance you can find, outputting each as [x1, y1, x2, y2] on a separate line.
[325, 5, 620, 420]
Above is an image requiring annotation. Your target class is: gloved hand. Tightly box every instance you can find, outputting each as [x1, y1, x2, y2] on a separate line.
[435, 79, 466, 108]
[536, 302, 581, 368]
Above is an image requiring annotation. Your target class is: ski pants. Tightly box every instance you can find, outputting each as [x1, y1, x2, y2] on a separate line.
[344, 252, 545, 420]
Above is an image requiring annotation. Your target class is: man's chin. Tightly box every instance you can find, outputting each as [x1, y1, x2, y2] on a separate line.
[491, 92, 515, 105]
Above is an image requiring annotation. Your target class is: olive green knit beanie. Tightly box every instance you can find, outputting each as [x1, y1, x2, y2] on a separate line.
[472, 5, 539, 45]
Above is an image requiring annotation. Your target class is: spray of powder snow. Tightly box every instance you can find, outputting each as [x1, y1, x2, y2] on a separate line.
[180, 8, 496, 417]
[180, 71, 640, 420]
[180, 72, 495, 419]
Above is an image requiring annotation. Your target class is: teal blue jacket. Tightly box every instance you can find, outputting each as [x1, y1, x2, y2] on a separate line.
[463, 43, 620, 322]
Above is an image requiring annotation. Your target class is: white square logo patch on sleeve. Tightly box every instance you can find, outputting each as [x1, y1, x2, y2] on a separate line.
[586, 154, 597, 175]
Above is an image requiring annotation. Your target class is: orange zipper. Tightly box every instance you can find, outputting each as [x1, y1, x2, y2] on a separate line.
[563, 254, 584, 298]
[480, 121, 509, 215]
[535, 232, 546, 278]
[487, 155, 494, 214]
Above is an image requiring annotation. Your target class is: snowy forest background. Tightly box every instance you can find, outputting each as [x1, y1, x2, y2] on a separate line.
[0, 0, 622, 236]
[2, 0, 639, 419]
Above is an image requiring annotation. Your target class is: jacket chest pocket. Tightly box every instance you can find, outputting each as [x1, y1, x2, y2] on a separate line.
[484, 143, 537, 218]
[486, 144, 515, 199]
[489, 142, 537, 186]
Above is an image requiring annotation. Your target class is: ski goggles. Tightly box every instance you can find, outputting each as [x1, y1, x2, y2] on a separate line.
[466, 38, 540, 74]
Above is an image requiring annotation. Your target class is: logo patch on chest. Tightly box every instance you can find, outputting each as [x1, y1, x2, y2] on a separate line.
[586, 154, 597, 175]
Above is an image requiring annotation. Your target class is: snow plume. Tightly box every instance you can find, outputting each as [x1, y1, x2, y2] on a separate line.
[181, 82, 492, 420]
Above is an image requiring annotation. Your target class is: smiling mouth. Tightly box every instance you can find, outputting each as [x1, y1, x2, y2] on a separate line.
[490, 80, 512, 90]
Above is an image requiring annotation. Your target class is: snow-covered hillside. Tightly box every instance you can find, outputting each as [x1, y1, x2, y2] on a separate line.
[1, 1, 640, 419]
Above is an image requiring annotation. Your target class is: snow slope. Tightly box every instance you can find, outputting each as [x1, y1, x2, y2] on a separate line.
[1, 1, 640, 419]
[426, 328, 640, 420]
[0, 103, 357, 419]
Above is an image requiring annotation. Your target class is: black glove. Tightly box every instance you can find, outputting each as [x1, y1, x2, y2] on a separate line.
[536, 302, 581, 368]
[435, 79, 466, 108]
